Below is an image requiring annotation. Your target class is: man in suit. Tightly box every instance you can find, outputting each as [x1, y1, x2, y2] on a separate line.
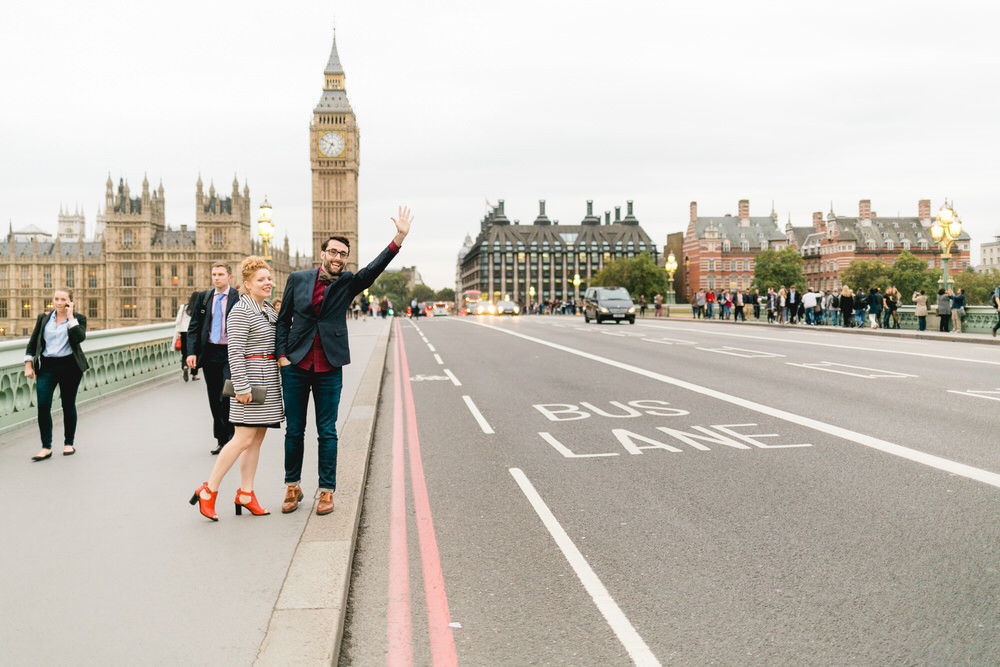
[276, 206, 413, 516]
[186, 261, 239, 455]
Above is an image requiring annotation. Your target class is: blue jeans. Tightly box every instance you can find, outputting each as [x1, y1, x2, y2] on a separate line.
[281, 364, 343, 491]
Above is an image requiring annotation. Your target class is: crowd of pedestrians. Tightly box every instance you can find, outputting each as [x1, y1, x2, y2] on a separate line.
[685, 285, 978, 332]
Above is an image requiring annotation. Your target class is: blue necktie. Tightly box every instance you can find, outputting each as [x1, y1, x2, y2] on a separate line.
[210, 293, 223, 344]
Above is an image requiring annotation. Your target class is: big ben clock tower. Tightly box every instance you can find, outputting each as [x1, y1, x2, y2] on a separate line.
[311, 28, 359, 270]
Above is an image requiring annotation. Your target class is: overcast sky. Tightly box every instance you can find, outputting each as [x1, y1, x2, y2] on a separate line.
[3, 1, 998, 289]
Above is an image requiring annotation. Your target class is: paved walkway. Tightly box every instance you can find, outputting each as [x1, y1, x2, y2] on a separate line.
[0, 316, 392, 666]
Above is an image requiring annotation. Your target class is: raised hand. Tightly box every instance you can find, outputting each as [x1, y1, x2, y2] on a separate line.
[391, 206, 413, 245]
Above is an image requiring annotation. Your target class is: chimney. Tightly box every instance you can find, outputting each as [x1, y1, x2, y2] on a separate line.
[614, 206, 621, 223]
[859, 199, 871, 220]
[812, 212, 824, 231]
[918, 199, 931, 220]
[498, 199, 505, 215]
[605, 211, 611, 225]
[738, 199, 750, 221]
[539, 200, 546, 216]
[690, 201, 698, 223]
[587, 200, 594, 217]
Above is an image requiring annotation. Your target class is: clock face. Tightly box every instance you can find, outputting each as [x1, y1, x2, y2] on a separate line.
[319, 132, 345, 157]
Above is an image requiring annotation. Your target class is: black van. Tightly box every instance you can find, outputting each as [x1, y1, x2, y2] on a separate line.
[583, 286, 636, 324]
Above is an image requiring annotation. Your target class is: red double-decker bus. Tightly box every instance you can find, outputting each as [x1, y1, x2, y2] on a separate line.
[459, 290, 482, 315]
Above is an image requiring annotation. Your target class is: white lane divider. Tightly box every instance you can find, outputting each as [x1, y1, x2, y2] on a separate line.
[462, 395, 494, 434]
[947, 388, 1000, 401]
[509, 468, 660, 666]
[787, 362, 916, 378]
[461, 319, 1000, 490]
[443, 369, 462, 386]
[433, 354, 444, 365]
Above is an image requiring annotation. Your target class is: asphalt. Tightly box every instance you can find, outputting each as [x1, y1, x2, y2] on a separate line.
[0, 315, 393, 666]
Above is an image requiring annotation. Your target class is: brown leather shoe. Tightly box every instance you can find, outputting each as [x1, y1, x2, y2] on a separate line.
[316, 491, 334, 515]
[281, 485, 304, 514]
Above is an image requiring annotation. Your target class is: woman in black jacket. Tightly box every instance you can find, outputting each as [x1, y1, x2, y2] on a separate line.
[24, 287, 89, 461]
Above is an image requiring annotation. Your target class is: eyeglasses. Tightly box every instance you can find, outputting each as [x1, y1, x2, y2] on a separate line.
[325, 249, 349, 259]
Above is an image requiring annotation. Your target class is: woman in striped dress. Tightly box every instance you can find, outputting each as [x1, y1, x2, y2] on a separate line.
[190, 256, 284, 520]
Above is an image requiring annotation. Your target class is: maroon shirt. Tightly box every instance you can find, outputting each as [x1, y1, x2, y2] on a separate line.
[294, 240, 401, 373]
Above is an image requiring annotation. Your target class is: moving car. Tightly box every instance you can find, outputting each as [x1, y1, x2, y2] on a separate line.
[475, 302, 496, 315]
[431, 301, 449, 316]
[583, 286, 636, 324]
[496, 300, 519, 315]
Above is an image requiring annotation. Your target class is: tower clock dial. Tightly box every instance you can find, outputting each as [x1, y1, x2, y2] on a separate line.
[319, 132, 345, 157]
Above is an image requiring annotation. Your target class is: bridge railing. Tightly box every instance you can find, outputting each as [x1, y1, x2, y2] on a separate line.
[0, 323, 178, 435]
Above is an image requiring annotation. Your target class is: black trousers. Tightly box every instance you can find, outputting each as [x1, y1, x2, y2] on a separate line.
[200, 343, 233, 447]
[36, 356, 83, 449]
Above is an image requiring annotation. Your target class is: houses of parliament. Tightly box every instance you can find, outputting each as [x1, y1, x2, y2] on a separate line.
[0, 29, 358, 337]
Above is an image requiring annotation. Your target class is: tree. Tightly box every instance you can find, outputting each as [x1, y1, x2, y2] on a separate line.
[884, 250, 940, 304]
[409, 284, 436, 303]
[591, 252, 668, 300]
[435, 287, 456, 302]
[751, 248, 805, 291]
[954, 268, 1000, 305]
[370, 272, 409, 312]
[841, 259, 890, 292]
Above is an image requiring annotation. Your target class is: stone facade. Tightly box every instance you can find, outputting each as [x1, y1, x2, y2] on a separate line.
[0, 176, 300, 337]
[459, 199, 658, 305]
[311, 29, 360, 269]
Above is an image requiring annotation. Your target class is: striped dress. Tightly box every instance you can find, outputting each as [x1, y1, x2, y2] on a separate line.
[226, 294, 284, 426]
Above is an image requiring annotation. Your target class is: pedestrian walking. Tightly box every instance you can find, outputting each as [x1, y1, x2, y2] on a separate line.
[190, 256, 284, 521]
[275, 206, 413, 516]
[840, 285, 854, 327]
[936, 288, 952, 332]
[653, 293, 663, 317]
[705, 289, 716, 319]
[853, 288, 867, 328]
[187, 262, 240, 455]
[696, 290, 706, 318]
[951, 288, 966, 333]
[867, 287, 883, 329]
[786, 286, 801, 324]
[751, 288, 761, 320]
[913, 290, 928, 331]
[24, 287, 89, 462]
[638, 295, 647, 318]
[174, 291, 200, 382]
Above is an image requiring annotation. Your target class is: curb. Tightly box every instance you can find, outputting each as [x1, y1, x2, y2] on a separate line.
[255, 320, 393, 666]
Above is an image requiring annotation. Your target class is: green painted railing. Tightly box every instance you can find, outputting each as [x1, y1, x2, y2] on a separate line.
[0, 323, 178, 434]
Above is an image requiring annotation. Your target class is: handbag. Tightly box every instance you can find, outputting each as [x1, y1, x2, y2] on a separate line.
[173, 335, 182, 350]
[222, 380, 267, 405]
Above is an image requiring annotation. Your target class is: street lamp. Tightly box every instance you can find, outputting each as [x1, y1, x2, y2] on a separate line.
[930, 199, 962, 292]
[258, 196, 274, 260]
[664, 252, 678, 304]
[572, 273, 581, 302]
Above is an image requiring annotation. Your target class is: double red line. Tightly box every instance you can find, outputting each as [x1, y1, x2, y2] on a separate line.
[388, 319, 457, 666]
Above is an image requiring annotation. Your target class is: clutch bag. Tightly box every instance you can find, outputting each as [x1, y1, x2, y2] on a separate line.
[222, 380, 266, 405]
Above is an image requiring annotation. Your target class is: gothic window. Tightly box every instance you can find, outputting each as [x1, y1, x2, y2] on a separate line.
[0, 266, 6, 288]
[123, 229, 134, 246]
[213, 229, 223, 247]
[171, 297, 178, 315]
[88, 299, 98, 319]
[88, 268, 98, 289]
[0, 299, 6, 318]
[65, 266, 74, 288]
[20, 267, 30, 289]
[43, 267, 53, 289]
[122, 264, 136, 287]
[155, 298, 162, 319]
[21, 299, 30, 319]
[171, 265, 179, 286]
[187, 265, 195, 287]
[154, 266, 162, 287]
[121, 297, 137, 319]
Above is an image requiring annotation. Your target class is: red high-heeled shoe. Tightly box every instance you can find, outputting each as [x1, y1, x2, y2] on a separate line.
[189, 482, 219, 521]
[234, 489, 270, 516]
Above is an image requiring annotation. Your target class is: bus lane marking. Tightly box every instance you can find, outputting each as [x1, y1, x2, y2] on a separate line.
[462, 319, 1000, 490]
[463, 395, 494, 434]
[509, 468, 661, 666]
[947, 388, 1000, 402]
[786, 362, 916, 379]
[697, 346, 785, 358]
[641, 336, 697, 346]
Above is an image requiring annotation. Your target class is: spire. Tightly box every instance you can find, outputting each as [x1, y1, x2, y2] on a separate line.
[325, 26, 344, 74]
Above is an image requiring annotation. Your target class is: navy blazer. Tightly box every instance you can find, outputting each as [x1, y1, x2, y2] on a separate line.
[26, 312, 89, 373]
[186, 287, 240, 366]
[276, 244, 398, 367]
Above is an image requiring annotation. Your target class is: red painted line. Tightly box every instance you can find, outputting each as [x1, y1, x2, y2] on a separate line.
[387, 320, 413, 666]
[398, 324, 458, 666]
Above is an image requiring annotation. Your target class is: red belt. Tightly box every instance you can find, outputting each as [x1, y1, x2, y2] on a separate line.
[244, 354, 275, 360]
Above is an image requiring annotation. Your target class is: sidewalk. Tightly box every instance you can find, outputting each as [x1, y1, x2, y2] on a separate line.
[0, 315, 393, 666]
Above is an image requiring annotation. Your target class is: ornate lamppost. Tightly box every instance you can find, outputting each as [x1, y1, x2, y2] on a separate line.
[258, 196, 274, 260]
[930, 200, 962, 292]
[664, 252, 678, 304]
[572, 273, 581, 303]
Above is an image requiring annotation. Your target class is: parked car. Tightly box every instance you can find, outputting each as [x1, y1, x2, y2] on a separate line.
[583, 286, 636, 324]
[496, 300, 520, 315]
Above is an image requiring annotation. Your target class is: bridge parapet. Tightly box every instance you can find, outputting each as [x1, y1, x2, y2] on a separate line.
[0, 323, 177, 434]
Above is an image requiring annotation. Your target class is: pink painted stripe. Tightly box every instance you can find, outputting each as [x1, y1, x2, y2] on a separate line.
[387, 320, 413, 666]
[397, 326, 458, 666]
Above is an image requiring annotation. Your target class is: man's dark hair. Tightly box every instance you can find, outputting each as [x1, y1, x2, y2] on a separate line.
[323, 236, 351, 254]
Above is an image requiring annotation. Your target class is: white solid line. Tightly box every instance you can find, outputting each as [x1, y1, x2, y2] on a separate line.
[462, 319, 1000, 490]
[462, 395, 494, 434]
[509, 468, 661, 666]
[433, 353, 444, 365]
[947, 389, 1000, 401]
[636, 322, 1000, 367]
[443, 369, 462, 386]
